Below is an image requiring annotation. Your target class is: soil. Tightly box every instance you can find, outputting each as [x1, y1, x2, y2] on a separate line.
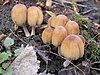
[0, 0, 100, 75]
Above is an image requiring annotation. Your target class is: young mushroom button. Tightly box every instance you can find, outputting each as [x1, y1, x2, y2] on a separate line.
[11, 4, 30, 37]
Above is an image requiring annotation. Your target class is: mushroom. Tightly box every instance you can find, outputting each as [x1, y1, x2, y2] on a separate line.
[52, 26, 67, 47]
[48, 15, 69, 28]
[78, 35, 85, 45]
[60, 35, 84, 60]
[65, 20, 80, 35]
[48, 16, 57, 27]
[42, 26, 54, 44]
[11, 4, 30, 37]
[28, 6, 43, 36]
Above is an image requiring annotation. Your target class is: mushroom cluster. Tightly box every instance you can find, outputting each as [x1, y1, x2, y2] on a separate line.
[11, 4, 43, 37]
[42, 14, 85, 60]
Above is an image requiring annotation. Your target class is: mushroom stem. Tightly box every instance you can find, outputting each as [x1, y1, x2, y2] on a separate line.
[22, 25, 30, 37]
[14, 24, 18, 31]
[31, 26, 35, 36]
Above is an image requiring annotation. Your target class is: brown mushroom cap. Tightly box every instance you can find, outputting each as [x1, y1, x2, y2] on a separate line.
[11, 4, 27, 26]
[78, 35, 85, 45]
[48, 16, 57, 27]
[28, 6, 38, 27]
[60, 35, 84, 60]
[42, 26, 54, 44]
[65, 20, 80, 35]
[36, 7, 43, 25]
[48, 15, 69, 28]
[52, 26, 67, 47]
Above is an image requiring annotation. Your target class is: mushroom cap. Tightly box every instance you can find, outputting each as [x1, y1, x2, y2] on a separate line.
[60, 35, 84, 60]
[42, 26, 54, 44]
[11, 4, 27, 26]
[48, 16, 57, 27]
[28, 6, 39, 27]
[78, 35, 85, 45]
[52, 26, 67, 47]
[48, 15, 68, 28]
[36, 7, 43, 25]
[65, 20, 80, 35]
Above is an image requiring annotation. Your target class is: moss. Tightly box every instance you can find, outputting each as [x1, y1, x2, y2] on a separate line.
[89, 43, 100, 61]
[74, 14, 89, 26]
[80, 30, 100, 61]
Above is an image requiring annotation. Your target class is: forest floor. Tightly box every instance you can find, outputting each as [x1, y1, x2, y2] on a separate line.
[0, 0, 100, 75]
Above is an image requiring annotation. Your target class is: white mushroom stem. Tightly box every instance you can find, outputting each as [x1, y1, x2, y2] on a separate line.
[22, 25, 30, 37]
[14, 24, 18, 31]
[31, 26, 35, 36]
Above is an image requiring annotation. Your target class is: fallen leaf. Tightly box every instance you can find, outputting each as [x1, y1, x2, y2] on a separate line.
[3, 37, 14, 47]
[46, 0, 53, 7]
[46, 11, 56, 17]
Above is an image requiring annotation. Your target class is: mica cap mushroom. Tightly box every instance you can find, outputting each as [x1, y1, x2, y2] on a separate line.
[42, 26, 54, 44]
[65, 20, 80, 35]
[11, 4, 30, 37]
[52, 26, 67, 47]
[60, 35, 84, 60]
[28, 6, 43, 36]
[48, 15, 69, 28]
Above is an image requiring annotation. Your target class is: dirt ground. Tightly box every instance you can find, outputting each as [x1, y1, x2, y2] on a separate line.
[0, 0, 100, 75]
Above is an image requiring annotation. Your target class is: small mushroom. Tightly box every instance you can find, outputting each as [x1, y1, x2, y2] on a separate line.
[60, 35, 84, 60]
[11, 4, 30, 37]
[28, 6, 43, 36]
[48, 15, 69, 28]
[52, 26, 67, 47]
[65, 20, 80, 35]
[42, 26, 54, 44]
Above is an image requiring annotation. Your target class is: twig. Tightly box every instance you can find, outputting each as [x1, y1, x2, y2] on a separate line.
[90, 67, 100, 71]
[91, 61, 100, 65]
[74, 67, 78, 75]
[85, 33, 99, 48]
[10, 29, 27, 45]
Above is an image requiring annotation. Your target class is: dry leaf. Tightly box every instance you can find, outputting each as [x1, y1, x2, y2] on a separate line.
[46, 0, 53, 7]
[46, 11, 56, 17]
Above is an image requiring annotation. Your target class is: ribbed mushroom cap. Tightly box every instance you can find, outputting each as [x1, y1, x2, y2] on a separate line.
[11, 4, 27, 26]
[60, 35, 84, 60]
[78, 35, 85, 45]
[52, 26, 67, 47]
[48, 15, 68, 28]
[36, 7, 43, 25]
[48, 16, 57, 27]
[27, 6, 38, 27]
[65, 20, 80, 35]
[42, 26, 54, 44]
[55, 15, 69, 27]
